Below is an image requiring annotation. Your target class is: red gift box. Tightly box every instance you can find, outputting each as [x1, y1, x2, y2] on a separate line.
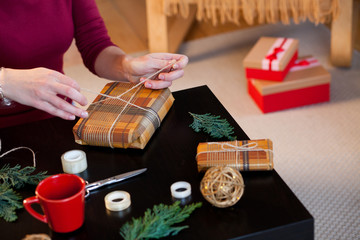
[243, 37, 299, 81]
[248, 56, 331, 113]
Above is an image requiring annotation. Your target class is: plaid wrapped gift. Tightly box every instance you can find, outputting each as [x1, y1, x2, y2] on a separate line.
[196, 139, 274, 172]
[73, 82, 174, 149]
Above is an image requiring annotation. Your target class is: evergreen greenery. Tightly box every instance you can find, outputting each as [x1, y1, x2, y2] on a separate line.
[119, 201, 202, 240]
[0, 164, 48, 222]
[0, 184, 23, 222]
[189, 112, 236, 140]
[0, 164, 48, 189]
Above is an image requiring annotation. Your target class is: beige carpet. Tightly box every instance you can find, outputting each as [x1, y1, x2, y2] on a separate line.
[65, 22, 360, 240]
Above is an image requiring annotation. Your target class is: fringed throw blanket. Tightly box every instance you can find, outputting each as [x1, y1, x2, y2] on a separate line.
[163, 0, 339, 26]
[73, 82, 174, 149]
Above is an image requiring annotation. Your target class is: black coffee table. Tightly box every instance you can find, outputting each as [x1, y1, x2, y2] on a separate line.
[0, 85, 313, 240]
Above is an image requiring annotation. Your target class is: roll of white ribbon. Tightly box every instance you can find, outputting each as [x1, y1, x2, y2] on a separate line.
[171, 181, 191, 199]
[61, 150, 87, 174]
[104, 191, 131, 211]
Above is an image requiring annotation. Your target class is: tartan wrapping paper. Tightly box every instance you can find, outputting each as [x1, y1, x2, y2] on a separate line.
[73, 82, 174, 149]
[196, 139, 274, 172]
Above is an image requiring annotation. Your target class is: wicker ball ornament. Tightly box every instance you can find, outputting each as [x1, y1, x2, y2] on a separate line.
[200, 166, 245, 208]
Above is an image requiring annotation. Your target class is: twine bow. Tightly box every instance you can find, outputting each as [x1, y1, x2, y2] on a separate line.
[196, 140, 274, 172]
[197, 141, 273, 156]
[219, 141, 259, 151]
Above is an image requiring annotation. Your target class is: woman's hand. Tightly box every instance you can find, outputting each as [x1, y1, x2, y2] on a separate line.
[1, 67, 88, 120]
[124, 53, 189, 89]
[94, 47, 188, 89]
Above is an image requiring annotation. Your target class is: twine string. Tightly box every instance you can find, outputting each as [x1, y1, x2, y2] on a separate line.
[80, 60, 177, 148]
[197, 141, 273, 156]
[0, 139, 36, 167]
[107, 84, 141, 148]
[197, 141, 273, 170]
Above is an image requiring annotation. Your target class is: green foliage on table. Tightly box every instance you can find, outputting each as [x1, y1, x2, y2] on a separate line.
[0, 164, 48, 222]
[189, 112, 236, 140]
[0, 184, 23, 222]
[119, 201, 202, 240]
[0, 164, 48, 189]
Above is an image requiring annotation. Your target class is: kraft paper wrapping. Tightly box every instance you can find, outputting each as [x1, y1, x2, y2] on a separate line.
[243, 37, 298, 71]
[250, 56, 331, 95]
[73, 82, 174, 149]
[196, 139, 274, 172]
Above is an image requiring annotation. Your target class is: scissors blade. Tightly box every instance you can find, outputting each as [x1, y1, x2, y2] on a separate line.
[85, 168, 147, 192]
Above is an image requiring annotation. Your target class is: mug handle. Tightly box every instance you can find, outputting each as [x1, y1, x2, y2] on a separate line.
[23, 196, 48, 223]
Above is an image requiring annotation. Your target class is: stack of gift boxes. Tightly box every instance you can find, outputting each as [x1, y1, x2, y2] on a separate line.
[243, 37, 331, 113]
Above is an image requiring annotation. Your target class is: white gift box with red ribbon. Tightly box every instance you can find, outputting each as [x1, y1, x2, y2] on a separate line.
[243, 37, 299, 82]
[247, 56, 331, 113]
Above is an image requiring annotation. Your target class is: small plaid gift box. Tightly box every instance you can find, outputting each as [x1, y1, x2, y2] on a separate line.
[196, 139, 274, 172]
[248, 56, 331, 113]
[243, 37, 298, 81]
[73, 82, 174, 149]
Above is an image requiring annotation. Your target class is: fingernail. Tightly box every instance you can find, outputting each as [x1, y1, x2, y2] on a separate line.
[145, 82, 152, 88]
[159, 74, 164, 80]
[172, 64, 178, 69]
[81, 111, 88, 118]
[69, 115, 75, 120]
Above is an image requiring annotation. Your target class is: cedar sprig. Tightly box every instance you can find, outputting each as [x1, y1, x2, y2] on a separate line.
[189, 112, 236, 140]
[0, 164, 48, 189]
[0, 184, 23, 222]
[120, 201, 202, 240]
[0, 164, 48, 222]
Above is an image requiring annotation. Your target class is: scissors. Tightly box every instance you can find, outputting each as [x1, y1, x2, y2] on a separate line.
[85, 168, 147, 198]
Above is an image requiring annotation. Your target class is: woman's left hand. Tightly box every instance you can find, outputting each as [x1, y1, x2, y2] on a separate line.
[124, 53, 188, 89]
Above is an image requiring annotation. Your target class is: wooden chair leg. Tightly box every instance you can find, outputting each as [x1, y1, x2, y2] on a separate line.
[146, 0, 196, 53]
[146, 0, 169, 53]
[331, 0, 353, 67]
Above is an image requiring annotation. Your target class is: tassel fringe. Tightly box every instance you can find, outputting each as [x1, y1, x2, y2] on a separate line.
[163, 0, 339, 26]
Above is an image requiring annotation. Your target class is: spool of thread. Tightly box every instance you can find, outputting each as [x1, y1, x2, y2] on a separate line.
[170, 181, 192, 199]
[104, 191, 131, 211]
[61, 150, 87, 174]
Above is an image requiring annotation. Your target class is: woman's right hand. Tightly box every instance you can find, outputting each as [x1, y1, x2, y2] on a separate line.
[0, 67, 88, 120]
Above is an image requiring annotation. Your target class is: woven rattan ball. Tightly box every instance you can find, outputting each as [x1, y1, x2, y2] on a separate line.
[200, 166, 245, 208]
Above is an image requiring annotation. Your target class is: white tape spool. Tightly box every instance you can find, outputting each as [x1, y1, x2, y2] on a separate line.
[171, 181, 191, 199]
[104, 191, 131, 211]
[61, 150, 87, 174]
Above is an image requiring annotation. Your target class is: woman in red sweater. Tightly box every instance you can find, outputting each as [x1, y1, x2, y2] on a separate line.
[0, 0, 188, 128]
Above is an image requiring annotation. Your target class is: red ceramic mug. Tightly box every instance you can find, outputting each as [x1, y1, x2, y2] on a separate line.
[23, 174, 86, 233]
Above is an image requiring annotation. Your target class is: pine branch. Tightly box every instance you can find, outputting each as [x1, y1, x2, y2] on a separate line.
[189, 112, 236, 140]
[0, 184, 23, 222]
[120, 201, 202, 240]
[0, 164, 48, 222]
[0, 164, 48, 189]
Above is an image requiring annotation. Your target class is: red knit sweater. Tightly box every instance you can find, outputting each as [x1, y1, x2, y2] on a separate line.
[0, 0, 115, 128]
